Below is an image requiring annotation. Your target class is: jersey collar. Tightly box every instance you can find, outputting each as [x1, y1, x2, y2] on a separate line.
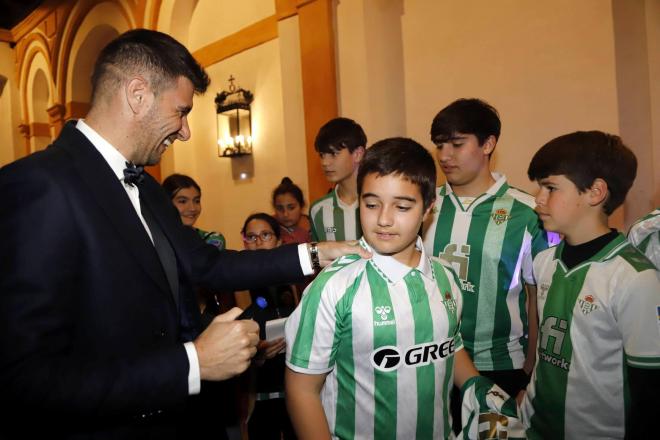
[440, 172, 509, 211]
[360, 236, 433, 283]
[553, 233, 628, 274]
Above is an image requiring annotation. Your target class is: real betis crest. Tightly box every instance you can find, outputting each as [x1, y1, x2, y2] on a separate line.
[442, 291, 456, 313]
[577, 294, 599, 315]
[491, 208, 511, 225]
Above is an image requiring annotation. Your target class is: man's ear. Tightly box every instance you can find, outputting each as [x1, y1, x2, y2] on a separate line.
[588, 178, 609, 207]
[125, 76, 150, 115]
[482, 135, 497, 156]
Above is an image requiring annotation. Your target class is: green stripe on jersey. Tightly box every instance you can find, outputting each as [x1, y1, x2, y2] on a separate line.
[473, 196, 515, 370]
[529, 262, 588, 439]
[432, 260, 460, 436]
[333, 273, 363, 440]
[404, 270, 435, 440]
[432, 196, 457, 256]
[367, 264, 397, 440]
[289, 270, 334, 367]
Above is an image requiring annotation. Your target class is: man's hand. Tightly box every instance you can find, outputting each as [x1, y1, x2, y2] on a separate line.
[315, 240, 371, 267]
[194, 307, 259, 381]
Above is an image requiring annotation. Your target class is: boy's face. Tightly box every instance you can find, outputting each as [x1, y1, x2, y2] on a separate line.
[318, 147, 364, 184]
[434, 133, 493, 188]
[360, 173, 433, 266]
[534, 174, 591, 237]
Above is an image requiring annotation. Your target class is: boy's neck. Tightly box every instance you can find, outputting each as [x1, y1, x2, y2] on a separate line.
[451, 168, 496, 198]
[563, 213, 612, 246]
[336, 176, 358, 205]
[393, 246, 422, 268]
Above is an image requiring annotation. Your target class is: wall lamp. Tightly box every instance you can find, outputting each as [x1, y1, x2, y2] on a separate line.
[215, 75, 253, 157]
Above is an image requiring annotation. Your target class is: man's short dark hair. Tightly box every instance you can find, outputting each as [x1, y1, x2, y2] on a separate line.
[91, 29, 210, 102]
[357, 137, 436, 210]
[314, 117, 367, 154]
[527, 131, 637, 215]
[430, 98, 501, 146]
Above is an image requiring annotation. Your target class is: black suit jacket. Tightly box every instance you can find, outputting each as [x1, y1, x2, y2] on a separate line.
[0, 122, 303, 438]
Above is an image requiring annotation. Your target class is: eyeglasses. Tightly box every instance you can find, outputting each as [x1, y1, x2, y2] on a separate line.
[243, 231, 275, 243]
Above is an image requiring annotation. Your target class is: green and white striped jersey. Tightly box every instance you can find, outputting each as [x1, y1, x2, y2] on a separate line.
[310, 187, 361, 241]
[423, 173, 554, 371]
[285, 237, 463, 440]
[520, 235, 660, 439]
[628, 208, 659, 268]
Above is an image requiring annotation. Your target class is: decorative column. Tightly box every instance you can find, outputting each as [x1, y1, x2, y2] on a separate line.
[47, 103, 65, 137]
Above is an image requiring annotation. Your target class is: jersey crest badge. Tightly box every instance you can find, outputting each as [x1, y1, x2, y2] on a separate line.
[578, 294, 599, 315]
[491, 208, 511, 225]
[442, 291, 456, 313]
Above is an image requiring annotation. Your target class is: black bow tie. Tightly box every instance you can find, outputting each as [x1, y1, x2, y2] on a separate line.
[123, 162, 145, 186]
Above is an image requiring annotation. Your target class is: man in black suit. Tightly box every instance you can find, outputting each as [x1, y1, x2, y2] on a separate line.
[0, 29, 365, 438]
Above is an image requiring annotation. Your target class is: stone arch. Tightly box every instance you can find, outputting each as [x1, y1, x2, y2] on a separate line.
[28, 67, 52, 152]
[156, 0, 198, 45]
[66, 24, 121, 117]
[57, 0, 134, 109]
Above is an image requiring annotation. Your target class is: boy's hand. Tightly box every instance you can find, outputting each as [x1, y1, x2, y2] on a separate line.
[315, 240, 371, 267]
[516, 389, 526, 406]
[257, 338, 286, 360]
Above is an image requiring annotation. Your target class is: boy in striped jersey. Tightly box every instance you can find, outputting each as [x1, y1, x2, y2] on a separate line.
[521, 131, 660, 439]
[423, 99, 553, 418]
[286, 138, 518, 440]
[309, 118, 366, 241]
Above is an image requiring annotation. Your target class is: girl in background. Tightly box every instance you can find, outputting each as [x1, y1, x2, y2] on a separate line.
[162, 173, 226, 250]
[272, 177, 311, 245]
[240, 213, 297, 440]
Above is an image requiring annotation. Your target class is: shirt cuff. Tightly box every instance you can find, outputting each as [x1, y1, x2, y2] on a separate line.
[298, 243, 314, 276]
[184, 341, 201, 395]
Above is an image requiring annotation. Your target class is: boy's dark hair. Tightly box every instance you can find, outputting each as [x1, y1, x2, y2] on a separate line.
[357, 137, 436, 210]
[162, 173, 201, 198]
[314, 117, 367, 154]
[430, 98, 501, 146]
[241, 213, 281, 240]
[272, 177, 305, 208]
[527, 131, 637, 215]
[91, 29, 210, 103]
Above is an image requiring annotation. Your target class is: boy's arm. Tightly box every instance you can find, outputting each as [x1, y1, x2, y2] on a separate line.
[523, 284, 538, 375]
[453, 349, 479, 389]
[285, 367, 331, 440]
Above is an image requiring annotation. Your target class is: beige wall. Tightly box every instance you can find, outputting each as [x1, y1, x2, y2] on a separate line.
[0, 42, 21, 167]
[334, 0, 660, 229]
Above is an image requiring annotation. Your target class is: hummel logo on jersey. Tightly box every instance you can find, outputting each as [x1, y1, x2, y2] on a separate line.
[374, 306, 391, 320]
[577, 294, 599, 315]
[491, 208, 511, 225]
[325, 226, 337, 233]
[371, 339, 456, 372]
[373, 305, 395, 327]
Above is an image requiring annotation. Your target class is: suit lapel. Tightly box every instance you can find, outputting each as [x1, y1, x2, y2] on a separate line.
[56, 122, 173, 300]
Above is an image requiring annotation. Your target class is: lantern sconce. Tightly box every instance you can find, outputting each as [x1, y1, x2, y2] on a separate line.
[215, 75, 253, 157]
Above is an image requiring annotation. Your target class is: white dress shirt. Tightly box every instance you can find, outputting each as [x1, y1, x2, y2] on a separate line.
[75, 120, 313, 395]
